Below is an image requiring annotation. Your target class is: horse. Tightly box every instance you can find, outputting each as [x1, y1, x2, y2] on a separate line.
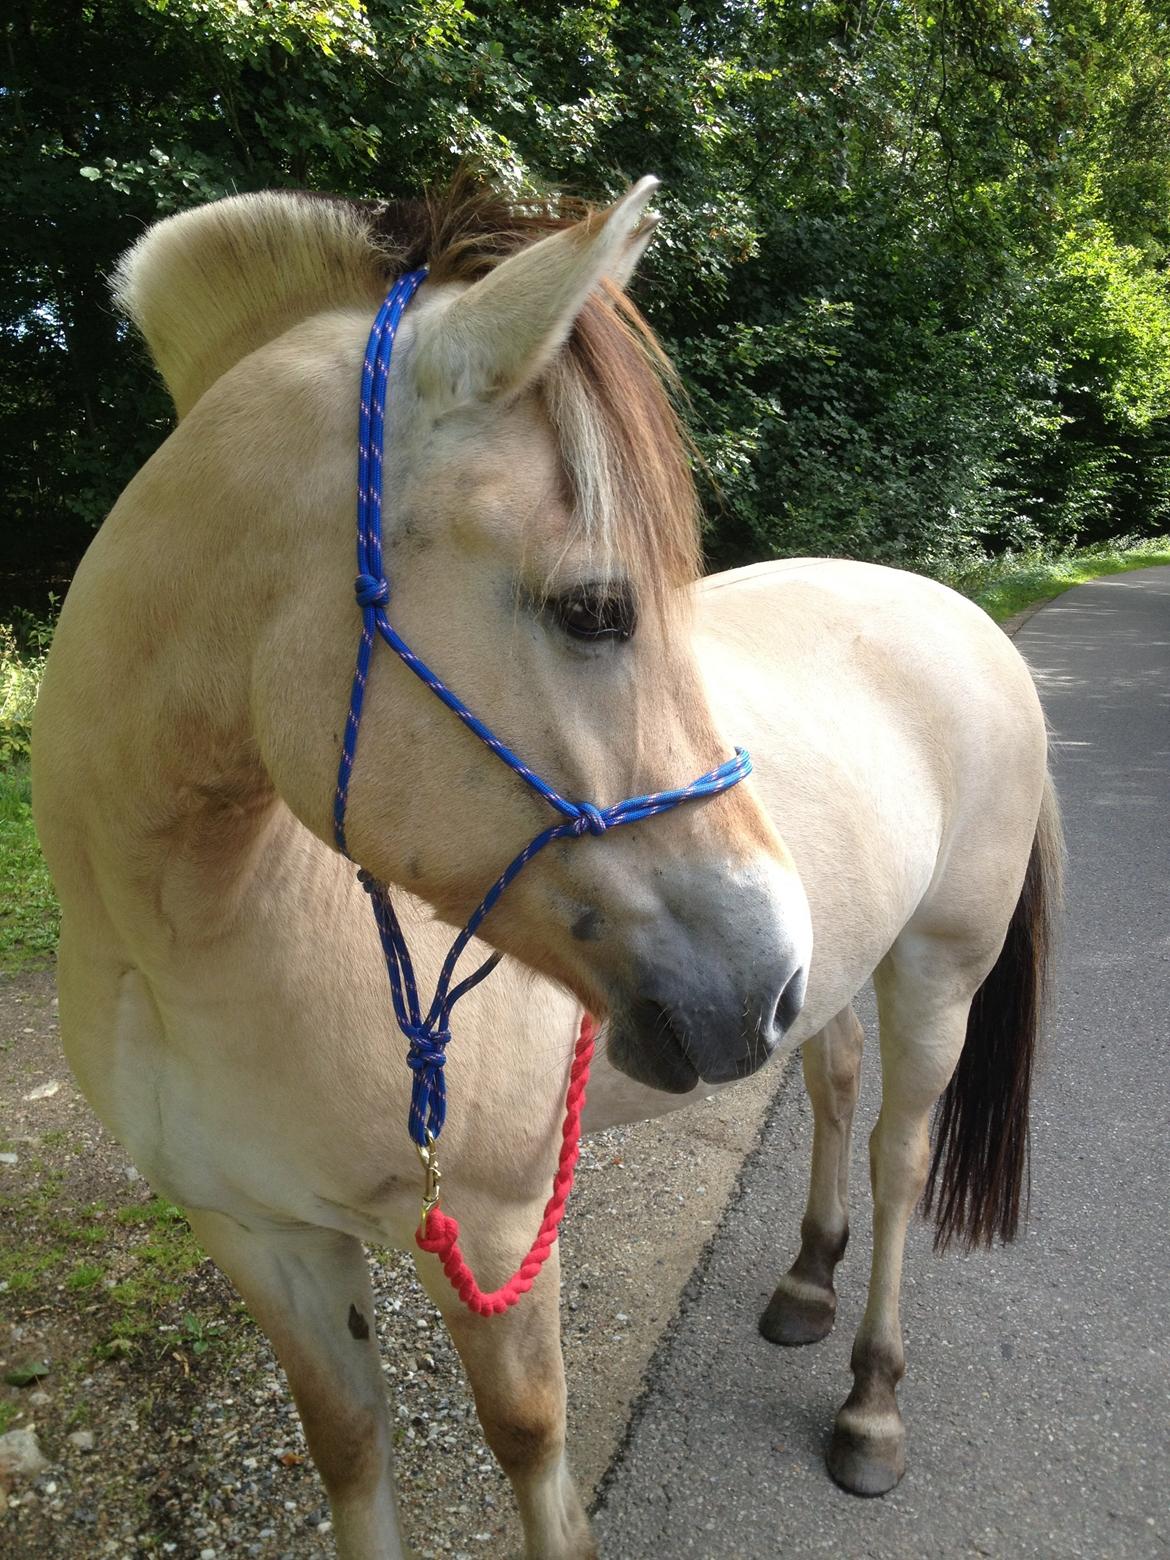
[32, 177, 1061, 1559]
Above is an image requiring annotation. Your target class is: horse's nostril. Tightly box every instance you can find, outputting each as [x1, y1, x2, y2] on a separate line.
[773, 965, 806, 1037]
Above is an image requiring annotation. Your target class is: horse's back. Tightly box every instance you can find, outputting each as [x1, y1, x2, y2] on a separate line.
[698, 557, 1042, 759]
[701, 556, 1027, 668]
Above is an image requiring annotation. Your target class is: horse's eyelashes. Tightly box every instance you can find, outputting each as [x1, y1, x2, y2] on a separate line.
[552, 585, 637, 643]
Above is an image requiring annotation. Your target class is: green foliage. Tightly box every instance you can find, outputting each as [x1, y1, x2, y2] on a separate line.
[0, 760, 59, 975]
[177, 1310, 225, 1357]
[114, 1195, 188, 1229]
[65, 1261, 105, 1292]
[3, 1360, 50, 1387]
[1049, 225, 1170, 429]
[951, 536, 1170, 621]
[1, 613, 59, 970]
[0, 615, 50, 768]
[2, 0, 1169, 591]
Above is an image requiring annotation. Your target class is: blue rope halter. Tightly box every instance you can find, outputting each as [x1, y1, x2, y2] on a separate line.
[333, 269, 752, 1148]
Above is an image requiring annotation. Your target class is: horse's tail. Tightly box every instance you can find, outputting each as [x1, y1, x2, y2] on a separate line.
[923, 772, 1064, 1251]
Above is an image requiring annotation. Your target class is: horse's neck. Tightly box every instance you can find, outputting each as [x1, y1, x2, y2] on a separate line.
[36, 488, 293, 962]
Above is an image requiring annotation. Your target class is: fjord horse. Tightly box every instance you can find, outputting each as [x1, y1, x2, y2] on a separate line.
[33, 180, 1058, 1557]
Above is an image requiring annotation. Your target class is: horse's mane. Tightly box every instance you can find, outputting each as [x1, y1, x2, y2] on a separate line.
[113, 174, 700, 590]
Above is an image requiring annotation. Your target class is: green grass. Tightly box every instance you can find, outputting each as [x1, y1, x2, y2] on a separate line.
[0, 759, 59, 975]
[949, 536, 1170, 623]
[2, 610, 57, 973]
[65, 1261, 105, 1291]
[0, 1187, 223, 1362]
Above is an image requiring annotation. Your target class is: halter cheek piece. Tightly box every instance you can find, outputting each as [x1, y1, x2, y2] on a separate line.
[333, 269, 751, 1312]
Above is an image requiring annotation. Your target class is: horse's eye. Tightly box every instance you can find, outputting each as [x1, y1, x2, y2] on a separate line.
[553, 585, 637, 643]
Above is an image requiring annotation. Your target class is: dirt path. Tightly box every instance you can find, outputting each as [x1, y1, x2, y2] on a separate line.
[0, 969, 783, 1557]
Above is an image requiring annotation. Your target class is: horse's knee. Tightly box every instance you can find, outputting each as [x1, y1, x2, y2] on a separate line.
[827, 1010, 864, 1091]
[477, 1380, 566, 1475]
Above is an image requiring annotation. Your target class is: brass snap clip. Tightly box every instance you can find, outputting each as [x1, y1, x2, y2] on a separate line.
[416, 1133, 442, 1233]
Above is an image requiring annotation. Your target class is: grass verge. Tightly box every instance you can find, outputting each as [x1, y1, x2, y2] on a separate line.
[0, 761, 58, 975]
[0, 1184, 240, 1365]
[950, 536, 1170, 623]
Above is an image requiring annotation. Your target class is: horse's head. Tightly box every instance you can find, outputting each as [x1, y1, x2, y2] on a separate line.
[120, 178, 811, 1089]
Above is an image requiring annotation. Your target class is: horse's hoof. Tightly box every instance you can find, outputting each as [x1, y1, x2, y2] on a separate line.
[826, 1417, 905, 1497]
[758, 1279, 836, 1346]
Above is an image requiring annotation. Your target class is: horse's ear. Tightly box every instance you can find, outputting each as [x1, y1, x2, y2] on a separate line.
[411, 176, 660, 406]
[604, 205, 660, 292]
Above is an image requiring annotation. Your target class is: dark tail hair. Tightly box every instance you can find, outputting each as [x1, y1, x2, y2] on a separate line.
[923, 775, 1064, 1251]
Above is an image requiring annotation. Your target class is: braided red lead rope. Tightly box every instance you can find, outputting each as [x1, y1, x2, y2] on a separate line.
[415, 1013, 597, 1314]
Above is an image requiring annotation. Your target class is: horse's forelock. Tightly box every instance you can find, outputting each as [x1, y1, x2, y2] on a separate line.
[543, 290, 701, 606]
[373, 177, 702, 604]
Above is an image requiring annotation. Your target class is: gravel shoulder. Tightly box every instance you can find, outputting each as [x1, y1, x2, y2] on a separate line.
[0, 968, 786, 1557]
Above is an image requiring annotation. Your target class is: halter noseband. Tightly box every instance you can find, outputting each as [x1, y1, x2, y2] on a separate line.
[333, 269, 751, 1267]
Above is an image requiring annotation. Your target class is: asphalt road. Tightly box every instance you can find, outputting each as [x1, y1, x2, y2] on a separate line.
[593, 567, 1170, 1560]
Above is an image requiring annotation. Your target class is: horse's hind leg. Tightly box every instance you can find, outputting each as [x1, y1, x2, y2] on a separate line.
[827, 949, 970, 1497]
[188, 1210, 405, 1560]
[761, 1004, 864, 1346]
[417, 1243, 594, 1560]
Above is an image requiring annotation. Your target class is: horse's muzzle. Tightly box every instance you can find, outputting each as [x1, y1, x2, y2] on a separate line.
[606, 955, 809, 1093]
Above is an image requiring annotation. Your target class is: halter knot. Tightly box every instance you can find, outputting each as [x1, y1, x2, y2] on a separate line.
[403, 1027, 449, 1071]
[355, 573, 390, 609]
[574, 802, 609, 837]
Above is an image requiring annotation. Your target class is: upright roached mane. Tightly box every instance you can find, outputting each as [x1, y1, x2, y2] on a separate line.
[112, 178, 702, 604]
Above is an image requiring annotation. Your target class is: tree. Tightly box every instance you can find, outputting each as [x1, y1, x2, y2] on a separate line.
[3, 0, 1168, 607]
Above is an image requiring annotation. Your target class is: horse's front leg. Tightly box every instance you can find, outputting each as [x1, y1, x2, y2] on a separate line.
[188, 1210, 405, 1559]
[827, 960, 970, 1497]
[761, 1004, 864, 1345]
[417, 1241, 594, 1560]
